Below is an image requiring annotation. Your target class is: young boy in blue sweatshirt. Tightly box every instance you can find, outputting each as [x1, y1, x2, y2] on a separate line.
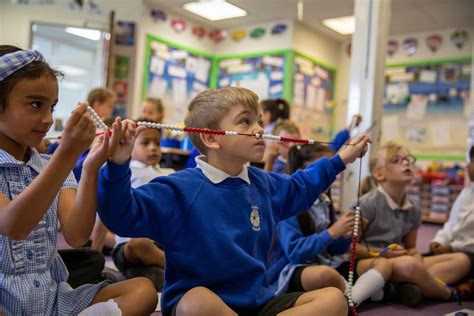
[97, 87, 369, 316]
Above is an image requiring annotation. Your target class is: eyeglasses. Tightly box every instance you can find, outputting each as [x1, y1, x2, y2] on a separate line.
[388, 155, 416, 165]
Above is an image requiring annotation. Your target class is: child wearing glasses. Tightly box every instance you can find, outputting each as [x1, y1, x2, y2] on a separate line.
[357, 142, 472, 305]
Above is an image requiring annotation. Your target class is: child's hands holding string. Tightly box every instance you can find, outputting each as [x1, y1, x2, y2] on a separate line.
[83, 117, 122, 173]
[338, 134, 371, 165]
[109, 119, 147, 164]
[57, 102, 96, 158]
[327, 211, 355, 239]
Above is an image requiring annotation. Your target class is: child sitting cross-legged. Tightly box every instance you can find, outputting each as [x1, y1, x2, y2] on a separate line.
[357, 141, 472, 305]
[269, 144, 392, 307]
[97, 87, 370, 316]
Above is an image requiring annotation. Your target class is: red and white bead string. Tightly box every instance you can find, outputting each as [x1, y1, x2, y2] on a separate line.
[136, 121, 351, 146]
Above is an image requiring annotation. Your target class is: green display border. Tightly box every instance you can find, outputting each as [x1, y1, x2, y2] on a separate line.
[142, 34, 215, 99]
[414, 153, 466, 162]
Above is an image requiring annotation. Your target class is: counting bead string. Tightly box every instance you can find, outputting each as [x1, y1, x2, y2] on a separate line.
[137, 121, 353, 146]
[87, 106, 108, 130]
[347, 153, 365, 316]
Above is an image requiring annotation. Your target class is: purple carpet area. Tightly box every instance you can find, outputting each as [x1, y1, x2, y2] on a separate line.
[57, 223, 473, 315]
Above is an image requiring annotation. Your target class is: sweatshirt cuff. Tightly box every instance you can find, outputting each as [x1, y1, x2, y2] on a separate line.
[103, 159, 131, 182]
[320, 229, 334, 244]
[330, 155, 346, 173]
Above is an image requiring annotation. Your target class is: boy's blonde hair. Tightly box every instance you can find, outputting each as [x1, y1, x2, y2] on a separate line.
[145, 97, 164, 114]
[87, 88, 114, 107]
[272, 119, 301, 137]
[184, 87, 260, 154]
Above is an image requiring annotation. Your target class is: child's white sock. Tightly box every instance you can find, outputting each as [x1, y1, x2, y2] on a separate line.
[351, 268, 385, 305]
[79, 299, 122, 316]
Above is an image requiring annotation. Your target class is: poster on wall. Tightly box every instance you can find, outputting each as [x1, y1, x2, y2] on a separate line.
[144, 35, 213, 124]
[383, 59, 471, 151]
[291, 53, 336, 141]
[116, 21, 135, 46]
[216, 54, 285, 100]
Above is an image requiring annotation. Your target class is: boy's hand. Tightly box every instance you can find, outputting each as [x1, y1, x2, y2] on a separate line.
[57, 102, 96, 157]
[109, 119, 146, 164]
[430, 242, 451, 254]
[82, 118, 122, 172]
[338, 134, 371, 165]
[327, 211, 355, 239]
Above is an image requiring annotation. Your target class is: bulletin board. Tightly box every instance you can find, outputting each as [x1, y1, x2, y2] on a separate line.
[382, 57, 472, 156]
[142, 34, 214, 124]
[291, 51, 336, 141]
[215, 50, 289, 101]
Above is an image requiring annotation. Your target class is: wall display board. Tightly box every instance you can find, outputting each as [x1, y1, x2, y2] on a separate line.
[143, 34, 213, 124]
[382, 58, 471, 155]
[216, 51, 287, 101]
[291, 52, 336, 141]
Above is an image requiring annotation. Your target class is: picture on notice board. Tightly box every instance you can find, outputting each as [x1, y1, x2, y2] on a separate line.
[144, 35, 212, 124]
[291, 53, 335, 141]
[216, 54, 285, 100]
[116, 21, 135, 46]
[384, 61, 470, 115]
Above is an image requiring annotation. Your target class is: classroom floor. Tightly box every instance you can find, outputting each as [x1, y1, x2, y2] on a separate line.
[57, 223, 474, 315]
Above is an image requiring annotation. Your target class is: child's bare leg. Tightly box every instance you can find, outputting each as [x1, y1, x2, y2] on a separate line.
[300, 265, 345, 292]
[92, 277, 157, 315]
[176, 287, 236, 316]
[390, 256, 450, 299]
[423, 253, 471, 284]
[124, 238, 165, 268]
[278, 287, 347, 316]
[357, 257, 392, 281]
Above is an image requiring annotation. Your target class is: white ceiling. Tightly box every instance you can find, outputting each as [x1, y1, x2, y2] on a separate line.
[143, 0, 474, 42]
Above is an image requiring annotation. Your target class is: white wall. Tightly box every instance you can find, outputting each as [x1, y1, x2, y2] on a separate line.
[387, 28, 473, 64]
[214, 19, 293, 56]
[292, 22, 341, 69]
[0, 1, 139, 48]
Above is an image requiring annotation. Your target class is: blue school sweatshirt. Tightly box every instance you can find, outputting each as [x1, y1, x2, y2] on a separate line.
[97, 155, 345, 315]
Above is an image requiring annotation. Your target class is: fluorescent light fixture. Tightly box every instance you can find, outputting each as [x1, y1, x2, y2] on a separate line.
[322, 15, 355, 35]
[183, 0, 247, 21]
[57, 65, 87, 76]
[65, 27, 101, 41]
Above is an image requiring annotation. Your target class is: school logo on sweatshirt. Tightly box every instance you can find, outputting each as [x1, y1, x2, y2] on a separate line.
[250, 205, 261, 231]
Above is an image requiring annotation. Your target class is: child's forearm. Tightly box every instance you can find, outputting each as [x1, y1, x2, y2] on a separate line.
[0, 151, 77, 240]
[62, 170, 99, 247]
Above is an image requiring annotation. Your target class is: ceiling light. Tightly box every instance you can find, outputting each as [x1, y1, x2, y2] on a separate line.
[183, 0, 247, 21]
[65, 27, 101, 41]
[322, 15, 355, 35]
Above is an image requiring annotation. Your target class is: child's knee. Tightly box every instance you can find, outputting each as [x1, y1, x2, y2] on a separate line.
[373, 257, 393, 280]
[128, 277, 158, 307]
[317, 287, 347, 315]
[393, 256, 424, 278]
[454, 252, 471, 271]
[177, 287, 221, 314]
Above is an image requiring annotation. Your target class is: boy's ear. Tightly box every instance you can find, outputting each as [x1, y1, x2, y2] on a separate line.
[199, 132, 221, 151]
[371, 166, 385, 183]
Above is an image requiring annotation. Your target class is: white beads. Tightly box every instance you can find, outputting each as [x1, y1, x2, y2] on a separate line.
[225, 131, 238, 136]
[137, 121, 185, 132]
[261, 134, 281, 141]
[308, 139, 315, 144]
[87, 106, 108, 130]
